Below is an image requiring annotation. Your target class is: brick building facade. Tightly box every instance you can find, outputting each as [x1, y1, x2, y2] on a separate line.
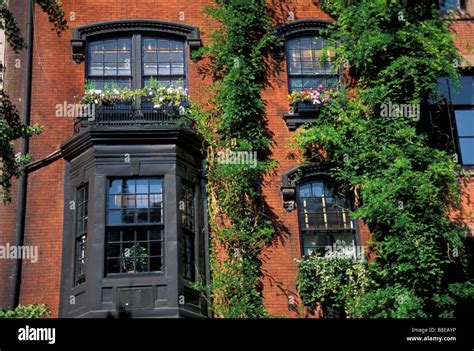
[0, 0, 472, 318]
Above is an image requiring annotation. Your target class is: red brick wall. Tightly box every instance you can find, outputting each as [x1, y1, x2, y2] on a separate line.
[0, 0, 472, 318]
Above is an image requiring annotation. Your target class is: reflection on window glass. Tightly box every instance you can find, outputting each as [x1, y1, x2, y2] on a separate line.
[106, 178, 164, 275]
[437, 76, 473, 105]
[455, 110, 474, 165]
[106, 229, 163, 274]
[142, 38, 185, 88]
[298, 181, 357, 257]
[439, 0, 461, 10]
[286, 36, 338, 93]
[88, 38, 132, 89]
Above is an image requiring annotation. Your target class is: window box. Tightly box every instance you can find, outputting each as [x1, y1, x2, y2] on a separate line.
[293, 102, 322, 114]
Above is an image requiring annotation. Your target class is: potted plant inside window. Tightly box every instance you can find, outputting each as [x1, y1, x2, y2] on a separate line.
[122, 243, 148, 273]
[288, 85, 332, 114]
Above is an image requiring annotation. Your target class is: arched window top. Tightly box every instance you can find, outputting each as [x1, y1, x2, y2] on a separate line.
[71, 19, 202, 64]
[276, 19, 333, 41]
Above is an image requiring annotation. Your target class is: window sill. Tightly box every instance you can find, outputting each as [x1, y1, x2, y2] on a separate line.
[283, 112, 318, 131]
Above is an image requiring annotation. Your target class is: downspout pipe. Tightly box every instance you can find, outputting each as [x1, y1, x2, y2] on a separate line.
[10, 0, 34, 310]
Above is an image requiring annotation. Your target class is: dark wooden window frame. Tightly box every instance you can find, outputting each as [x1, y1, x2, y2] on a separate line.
[296, 179, 357, 257]
[86, 34, 188, 91]
[105, 177, 165, 276]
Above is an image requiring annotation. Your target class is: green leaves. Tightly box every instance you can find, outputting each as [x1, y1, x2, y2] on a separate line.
[0, 304, 51, 318]
[192, 0, 276, 317]
[295, 0, 470, 318]
[1, 93, 43, 203]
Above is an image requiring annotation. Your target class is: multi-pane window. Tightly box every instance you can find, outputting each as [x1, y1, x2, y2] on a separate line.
[75, 185, 88, 284]
[181, 182, 196, 281]
[286, 36, 338, 93]
[106, 178, 164, 274]
[88, 38, 132, 89]
[297, 181, 356, 256]
[142, 38, 185, 88]
[87, 36, 186, 90]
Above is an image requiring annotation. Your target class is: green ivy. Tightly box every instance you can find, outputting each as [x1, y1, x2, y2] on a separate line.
[297, 256, 373, 317]
[191, 0, 276, 317]
[0, 92, 42, 203]
[295, 0, 472, 317]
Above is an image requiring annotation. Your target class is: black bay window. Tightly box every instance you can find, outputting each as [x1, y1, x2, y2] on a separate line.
[62, 20, 206, 318]
[286, 36, 338, 92]
[297, 180, 356, 256]
[87, 35, 186, 89]
[106, 178, 164, 274]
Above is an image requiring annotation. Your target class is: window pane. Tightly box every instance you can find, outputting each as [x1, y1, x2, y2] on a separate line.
[438, 76, 473, 105]
[124, 179, 136, 193]
[459, 138, 474, 165]
[108, 210, 121, 224]
[144, 63, 158, 75]
[150, 179, 163, 193]
[311, 182, 324, 197]
[455, 110, 474, 137]
[109, 180, 122, 194]
[439, 0, 460, 10]
[87, 38, 131, 87]
[107, 178, 163, 225]
[106, 229, 163, 274]
[89, 62, 104, 76]
[286, 36, 337, 93]
[143, 37, 185, 81]
[298, 181, 355, 256]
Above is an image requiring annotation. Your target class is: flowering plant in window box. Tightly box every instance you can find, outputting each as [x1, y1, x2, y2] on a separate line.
[144, 78, 189, 112]
[78, 80, 189, 112]
[78, 82, 137, 106]
[288, 85, 332, 113]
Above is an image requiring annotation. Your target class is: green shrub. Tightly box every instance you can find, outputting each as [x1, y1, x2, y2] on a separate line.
[0, 304, 51, 318]
[297, 255, 372, 317]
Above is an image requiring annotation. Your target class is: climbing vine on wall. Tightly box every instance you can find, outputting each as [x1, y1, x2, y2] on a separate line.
[192, 0, 276, 317]
[294, 0, 473, 318]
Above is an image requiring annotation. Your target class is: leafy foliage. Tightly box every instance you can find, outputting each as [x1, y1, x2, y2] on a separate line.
[0, 93, 42, 203]
[297, 256, 372, 317]
[191, 0, 276, 317]
[295, 0, 472, 317]
[0, 304, 51, 318]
